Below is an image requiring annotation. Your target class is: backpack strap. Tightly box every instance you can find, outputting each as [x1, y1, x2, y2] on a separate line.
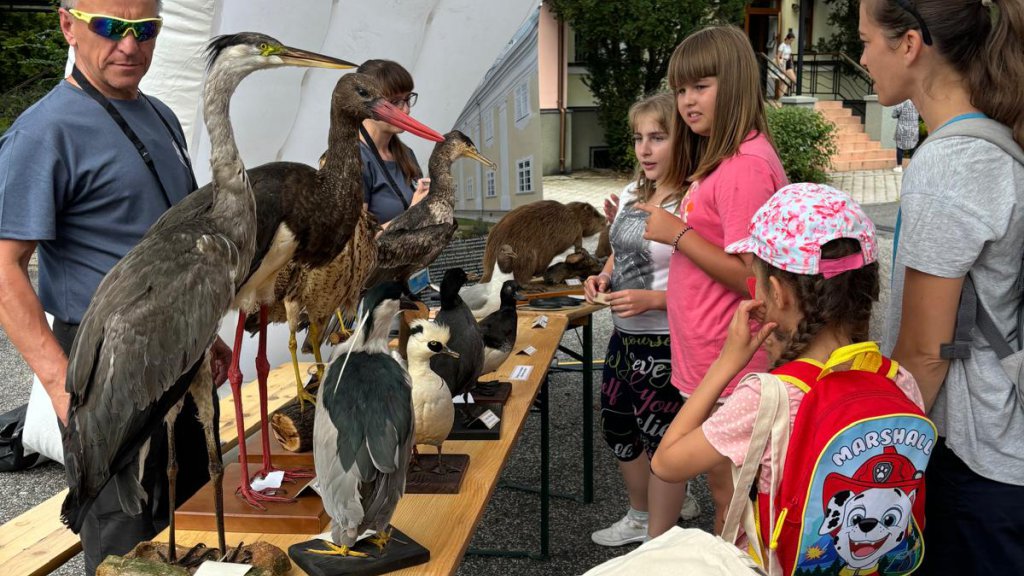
[925, 118, 1024, 361]
[770, 360, 821, 393]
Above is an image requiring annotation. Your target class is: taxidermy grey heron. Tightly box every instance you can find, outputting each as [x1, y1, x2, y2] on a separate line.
[311, 282, 418, 557]
[153, 72, 442, 509]
[60, 33, 356, 562]
[361, 131, 496, 290]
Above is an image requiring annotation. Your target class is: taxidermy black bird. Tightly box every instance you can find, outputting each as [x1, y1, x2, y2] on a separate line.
[431, 267, 485, 402]
[61, 33, 357, 561]
[311, 282, 416, 557]
[154, 72, 442, 508]
[363, 131, 496, 289]
[479, 280, 525, 374]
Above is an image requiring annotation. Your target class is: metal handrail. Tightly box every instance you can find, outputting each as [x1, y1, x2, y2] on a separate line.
[757, 52, 793, 98]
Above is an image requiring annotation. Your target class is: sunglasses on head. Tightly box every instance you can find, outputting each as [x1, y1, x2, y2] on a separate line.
[68, 9, 163, 42]
[892, 0, 933, 46]
[388, 92, 418, 108]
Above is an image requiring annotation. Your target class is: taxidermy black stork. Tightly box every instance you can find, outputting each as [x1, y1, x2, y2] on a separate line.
[60, 33, 356, 562]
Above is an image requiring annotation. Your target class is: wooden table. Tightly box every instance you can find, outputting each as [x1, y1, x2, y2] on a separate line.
[154, 312, 569, 575]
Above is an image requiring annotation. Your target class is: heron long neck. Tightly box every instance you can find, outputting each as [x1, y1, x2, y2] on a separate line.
[427, 155, 454, 202]
[202, 60, 257, 275]
[319, 114, 363, 211]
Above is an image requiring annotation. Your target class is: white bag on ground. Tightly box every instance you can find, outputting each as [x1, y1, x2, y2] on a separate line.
[582, 526, 765, 576]
[21, 313, 63, 465]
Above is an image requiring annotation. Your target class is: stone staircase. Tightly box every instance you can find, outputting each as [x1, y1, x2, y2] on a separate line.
[816, 100, 896, 171]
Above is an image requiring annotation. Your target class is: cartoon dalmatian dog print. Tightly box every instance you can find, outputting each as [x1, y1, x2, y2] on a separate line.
[819, 447, 925, 575]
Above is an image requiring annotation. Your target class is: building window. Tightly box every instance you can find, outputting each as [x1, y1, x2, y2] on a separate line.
[483, 110, 494, 145]
[516, 157, 533, 194]
[486, 170, 496, 198]
[514, 82, 530, 122]
[465, 176, 474, 200]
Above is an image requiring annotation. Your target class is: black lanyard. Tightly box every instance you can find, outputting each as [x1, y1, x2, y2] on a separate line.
[359, 125, 410, 210]
[70, 67, 197, 209]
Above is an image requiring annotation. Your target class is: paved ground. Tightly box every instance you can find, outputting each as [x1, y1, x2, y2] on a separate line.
[0, 171, 900, 575]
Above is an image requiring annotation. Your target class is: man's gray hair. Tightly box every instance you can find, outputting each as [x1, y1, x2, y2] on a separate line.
[60, 0, 164, 13]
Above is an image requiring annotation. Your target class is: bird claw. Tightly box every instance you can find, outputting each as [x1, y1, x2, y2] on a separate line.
[307, 541, 369, 558]
[296, 385, 318, 413]
[368, 528, 393, 553]
[235, 483, 295, 510]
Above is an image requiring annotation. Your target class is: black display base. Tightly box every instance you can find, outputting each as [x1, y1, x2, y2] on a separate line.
[471, 381, 512, 404]
[288, 527, 429, 576]
[446, 403, 502, 441]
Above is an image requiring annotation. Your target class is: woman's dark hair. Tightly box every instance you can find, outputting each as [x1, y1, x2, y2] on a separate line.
[757, 238, 880, 367]
[357, 59, 422, 184]
[864, 0, 1024, 146]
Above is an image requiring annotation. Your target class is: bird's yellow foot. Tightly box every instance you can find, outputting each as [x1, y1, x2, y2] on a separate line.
[296, 384, 317, 413]
[368, 529, 393, 553]
[307, 541, 369, 557]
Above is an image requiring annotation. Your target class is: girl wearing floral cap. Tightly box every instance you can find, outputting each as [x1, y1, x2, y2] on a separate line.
[651, 183, 925, 556]
[636, 25, 788, 532]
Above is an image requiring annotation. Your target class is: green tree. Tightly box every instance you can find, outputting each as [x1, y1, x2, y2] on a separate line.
[766, 105, 837, 183]
[1, 7, 65, 133]
[815, 0, 861, 61]
[548, 0, 745, 171]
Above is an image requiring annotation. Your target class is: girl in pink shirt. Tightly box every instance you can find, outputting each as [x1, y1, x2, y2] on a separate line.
[651, 183, 925, 558]
[637, 25, 787, 532]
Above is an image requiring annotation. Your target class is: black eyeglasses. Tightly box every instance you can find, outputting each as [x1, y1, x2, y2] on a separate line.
[893, 0, 933, 45]
[388, 92, 418, 108]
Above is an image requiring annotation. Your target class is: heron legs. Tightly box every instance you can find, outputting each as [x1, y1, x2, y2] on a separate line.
[164, 401, 183, 563]
[189, 355, 226, 556]
[228, 311, 292, 510]
[255, 305, 312, 483]
[433, 443, 462, 476]
[286, 301, 317, 412]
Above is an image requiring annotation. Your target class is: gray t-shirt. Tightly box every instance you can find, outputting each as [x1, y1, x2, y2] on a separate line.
[884, 127, 1024, 485]
[0, 81, 193, 323]
[359, 140, 417, 224]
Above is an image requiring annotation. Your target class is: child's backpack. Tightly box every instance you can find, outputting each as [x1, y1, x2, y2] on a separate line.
[736, 342, 936, 576]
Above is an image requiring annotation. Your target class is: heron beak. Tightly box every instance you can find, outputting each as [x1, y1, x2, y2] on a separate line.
[442, 346, 460, 359]
[371, 100, 445, 142]
[463, 148, 497, 169]
[276, 46, 358, 70]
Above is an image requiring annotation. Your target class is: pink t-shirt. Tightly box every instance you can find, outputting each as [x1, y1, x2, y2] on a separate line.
[702, 365, 926, 494]
[668, 132, 788, 396]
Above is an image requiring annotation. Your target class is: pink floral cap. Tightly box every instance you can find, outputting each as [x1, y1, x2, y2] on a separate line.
[725, 183, 877, 278]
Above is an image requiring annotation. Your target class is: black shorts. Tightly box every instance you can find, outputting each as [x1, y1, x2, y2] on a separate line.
[785, 59, 793, 71]
[599, 330, 681, 461]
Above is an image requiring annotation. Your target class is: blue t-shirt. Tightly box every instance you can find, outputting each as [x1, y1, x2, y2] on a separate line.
[0, 81, 193, 323]
[359, 140, 417, 224]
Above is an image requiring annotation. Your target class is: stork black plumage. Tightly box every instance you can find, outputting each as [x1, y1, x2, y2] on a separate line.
[60, 33, 357, 561]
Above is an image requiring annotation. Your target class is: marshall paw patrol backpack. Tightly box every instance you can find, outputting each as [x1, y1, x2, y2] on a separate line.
[737, 342, 936, 576]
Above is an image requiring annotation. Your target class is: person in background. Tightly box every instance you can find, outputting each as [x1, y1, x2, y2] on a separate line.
[891, 99, 919, 173]
[0, 0, 228, 572]
[586, 93, 699, 547]
[357, 59, 430, 229]
[860, 0, 1024, 572]
[776, 31, 796, 95]
[637, 25, 788, 535]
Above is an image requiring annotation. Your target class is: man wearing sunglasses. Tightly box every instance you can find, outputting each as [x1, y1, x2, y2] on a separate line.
[0, 1, 225, 573]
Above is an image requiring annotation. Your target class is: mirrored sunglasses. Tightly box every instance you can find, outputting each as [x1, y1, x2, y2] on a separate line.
[68, 9, 163, 42]
[388, 92, 418, 108]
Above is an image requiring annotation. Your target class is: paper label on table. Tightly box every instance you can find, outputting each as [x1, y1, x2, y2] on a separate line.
[452, 393, 474, 404]
[510, 365, 533, 380]
[250, 470, 284, 492]
[297, 476, 320, 498]
[479, 409, 501, 429]
[194, 561, 252, 576]
[565, 278, 582, 286]
[532, 315, 549, 328]
[517, 345, 537, 356]
[568, 294, 585, 301]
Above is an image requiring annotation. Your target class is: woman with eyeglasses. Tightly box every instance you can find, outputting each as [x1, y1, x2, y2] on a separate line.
[860, 0, 1024, 573]
[357, 59, 429, 229]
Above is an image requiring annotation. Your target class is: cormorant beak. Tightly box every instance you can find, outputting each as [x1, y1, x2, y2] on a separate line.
[442, 346, 460, 359]
[276, 46, 358, 70]
[371, 100, 445, 142]
[463, 148, 497, 169]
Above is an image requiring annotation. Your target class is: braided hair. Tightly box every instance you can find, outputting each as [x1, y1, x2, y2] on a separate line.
[756, 238, 879, 367]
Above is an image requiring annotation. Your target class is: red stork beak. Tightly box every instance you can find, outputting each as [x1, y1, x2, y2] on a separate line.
[370, 100, 445, 142]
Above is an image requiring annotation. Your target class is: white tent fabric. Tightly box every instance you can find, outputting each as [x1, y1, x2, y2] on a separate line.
[28, 0, 538, 461]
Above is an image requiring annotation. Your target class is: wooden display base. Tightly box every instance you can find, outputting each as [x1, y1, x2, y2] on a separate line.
[288, 527, 429, 576]
[446, 403, 502, 441]
[245, 429, 315, 468]
[174, 463, 328, 534]
[405, 453, 469, 494]
[470, 381, 512, 404]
